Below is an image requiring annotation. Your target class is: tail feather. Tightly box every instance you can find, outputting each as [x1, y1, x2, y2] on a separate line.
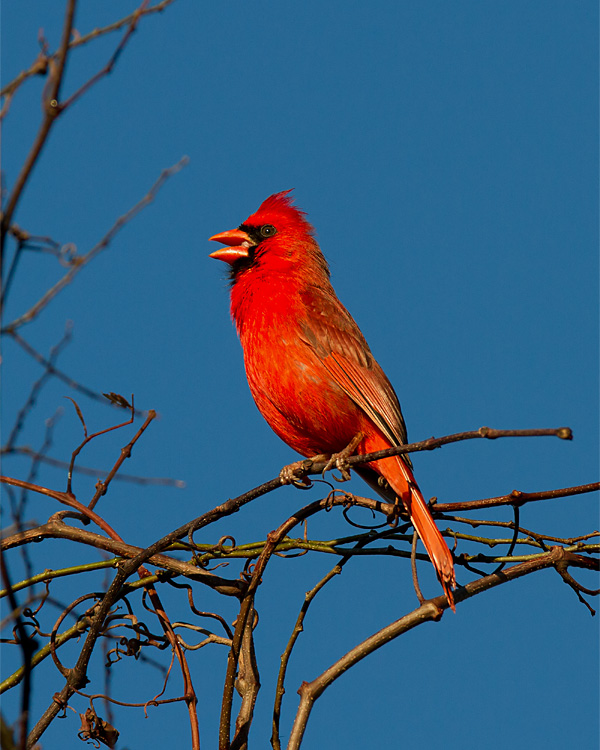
[361, 454, 456, 611]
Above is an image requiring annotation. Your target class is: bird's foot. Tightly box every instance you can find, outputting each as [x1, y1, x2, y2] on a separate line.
[322, 433, 364, 483]
[279, 459, 313, 488]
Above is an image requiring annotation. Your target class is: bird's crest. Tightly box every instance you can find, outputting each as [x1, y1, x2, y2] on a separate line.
[246, 190, 315, 236]
[257, 189, 299, 214]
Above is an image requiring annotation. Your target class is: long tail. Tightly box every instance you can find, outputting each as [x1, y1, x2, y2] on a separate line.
[365, 454, 457, 611]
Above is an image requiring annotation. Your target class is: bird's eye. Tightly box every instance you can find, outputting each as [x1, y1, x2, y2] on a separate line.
[260, 224, 277, 238]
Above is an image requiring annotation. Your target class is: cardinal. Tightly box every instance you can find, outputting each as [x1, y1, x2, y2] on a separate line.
[209, 191, 456, 609]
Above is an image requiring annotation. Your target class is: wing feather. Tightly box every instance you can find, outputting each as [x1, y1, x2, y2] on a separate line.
[298, 285, 410, 457]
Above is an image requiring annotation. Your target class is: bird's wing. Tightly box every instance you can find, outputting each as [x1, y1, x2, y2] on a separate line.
[298, 285, 409, 452]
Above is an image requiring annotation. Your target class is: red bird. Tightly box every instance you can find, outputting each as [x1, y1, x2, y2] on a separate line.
[209, 191, 456, 609]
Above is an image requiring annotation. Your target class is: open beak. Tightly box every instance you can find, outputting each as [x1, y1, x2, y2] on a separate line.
[209, 228, 254, 265]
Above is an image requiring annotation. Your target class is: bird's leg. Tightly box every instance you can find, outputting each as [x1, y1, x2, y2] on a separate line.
[322, 432, 364, 482]
[280, 432, 364, 487]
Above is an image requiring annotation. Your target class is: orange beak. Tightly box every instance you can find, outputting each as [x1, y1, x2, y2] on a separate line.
[209, 228, 254, 265]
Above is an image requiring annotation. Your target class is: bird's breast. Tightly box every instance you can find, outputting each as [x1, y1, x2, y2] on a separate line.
[237, 303, 364, 457]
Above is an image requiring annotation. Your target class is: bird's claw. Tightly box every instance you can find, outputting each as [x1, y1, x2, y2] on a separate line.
[321, 433, 364, 483]
[323, 454, 352, 482]
[279, 460, 312, 489]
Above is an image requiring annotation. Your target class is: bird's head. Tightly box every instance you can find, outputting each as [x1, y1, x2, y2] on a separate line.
[209, 190, 328, 282]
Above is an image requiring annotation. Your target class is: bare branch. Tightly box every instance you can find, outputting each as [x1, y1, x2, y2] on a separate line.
[60, 0, 151, 112]
[3, 446, 183, 487]
[298, 426, 573, 480]
[0, 1, 177, 103]
[3, 524, 247, 602]
[87, 408, 155, 510]
[4, 326, 72, 451]
[3, 329, 146, 416]
[2, 156, 189, 331]
[3, 428, 594, 748]
[0, 0, 77, 255]
[431, 481, 600, 512]
[287, 547, 598, 749]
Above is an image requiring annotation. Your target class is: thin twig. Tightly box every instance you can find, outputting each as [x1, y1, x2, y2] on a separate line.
[88, 409, 156, 510]
[61, 1, 151, 111]
[4, 329, 147, 416]
[2, 156, 189, 332]
[0, 1, 177, 102]
[0, 559, 120, 599]
[3, 446, 183, 487]
[0, 0, 77, 258]
[306, 426, 573, 477]
[65, 398, 137, 495]
[410, 531, 425, 606]
[4, 325, 72, 451]
[431, 482, 600, 513]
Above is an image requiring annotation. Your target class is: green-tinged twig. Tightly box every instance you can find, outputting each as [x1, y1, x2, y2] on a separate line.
[1, 607, 96, 694]
[1, 520, 244, 598]
[0, 559, 120, 598]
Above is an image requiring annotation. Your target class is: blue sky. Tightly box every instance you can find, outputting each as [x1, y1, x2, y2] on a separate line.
[2, 2, 598, 749]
